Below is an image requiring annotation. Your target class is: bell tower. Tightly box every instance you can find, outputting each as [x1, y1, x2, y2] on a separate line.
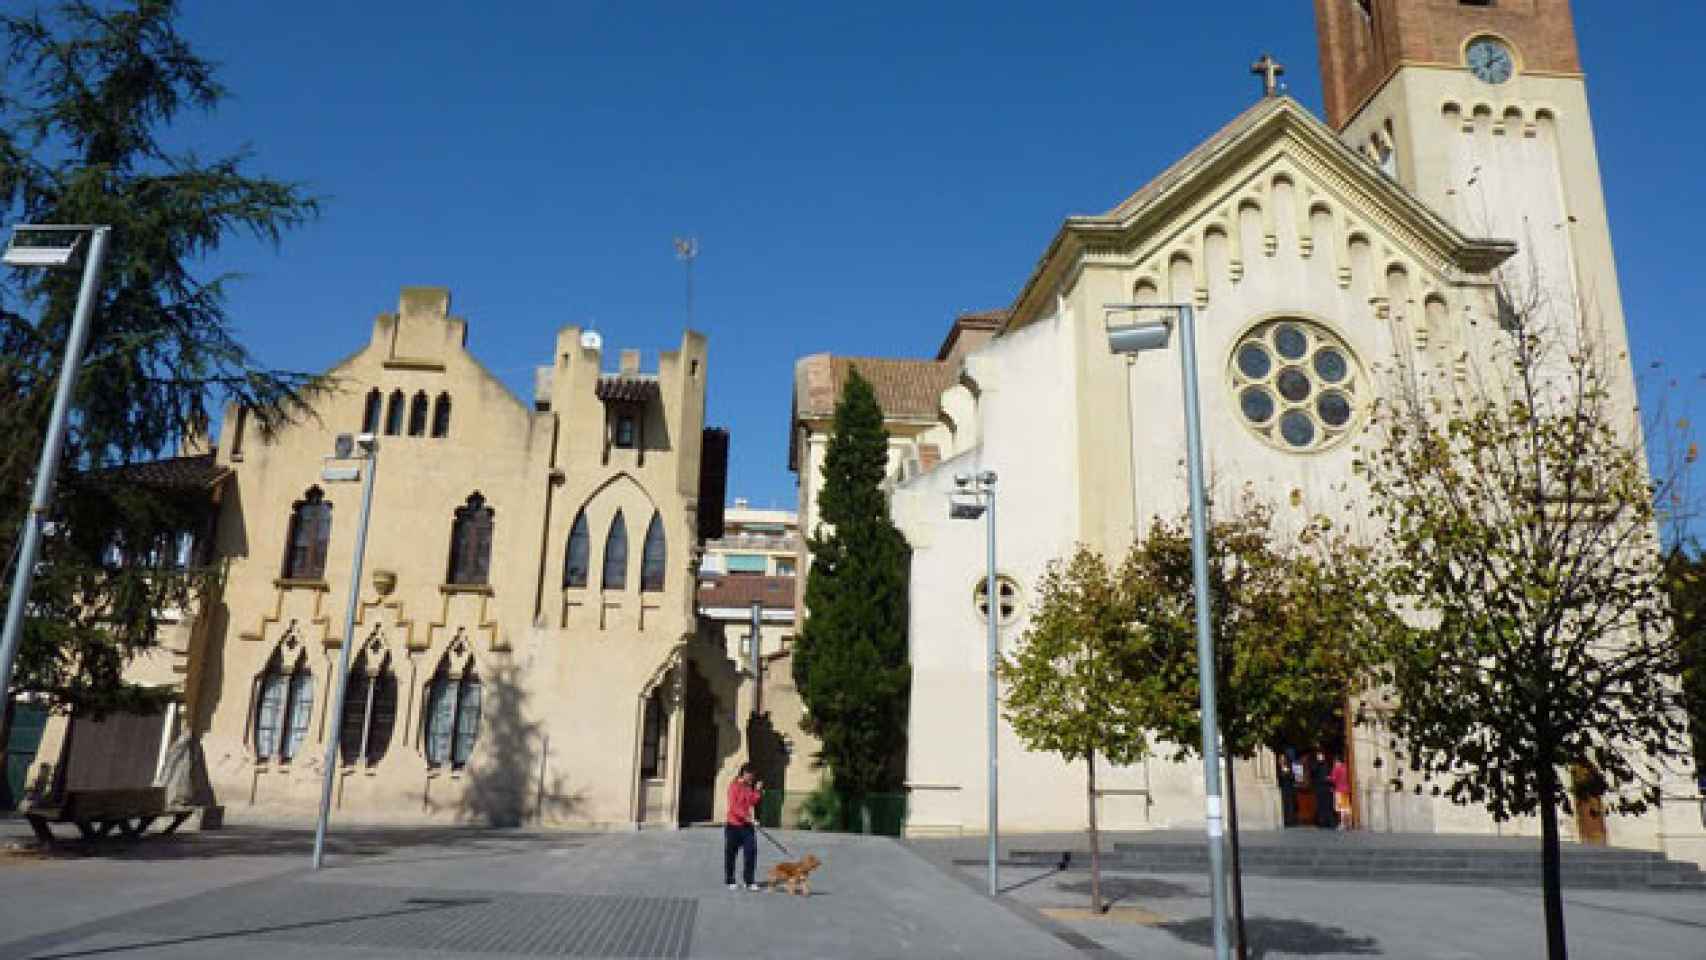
[1312, 0, 1624, 349]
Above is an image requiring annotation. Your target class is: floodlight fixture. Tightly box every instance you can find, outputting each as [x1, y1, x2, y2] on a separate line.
[2, 225, 97, 268]
[1103, 302, 1179, 355]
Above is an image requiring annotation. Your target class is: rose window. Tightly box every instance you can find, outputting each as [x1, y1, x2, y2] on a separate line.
[1229, 320, 1363, 452]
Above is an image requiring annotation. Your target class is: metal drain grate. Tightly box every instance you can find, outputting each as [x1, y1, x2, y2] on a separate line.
[106, 885, 695, 958]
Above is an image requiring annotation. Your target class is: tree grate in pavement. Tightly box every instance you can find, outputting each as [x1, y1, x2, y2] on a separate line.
[88, 882, 695, 958]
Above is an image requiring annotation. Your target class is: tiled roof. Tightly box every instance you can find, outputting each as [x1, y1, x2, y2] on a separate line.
[102, 453, 230, 492]
[697, 574, 797, 612]
[793, 354, 956, 422]
[595, 376, 661, 403]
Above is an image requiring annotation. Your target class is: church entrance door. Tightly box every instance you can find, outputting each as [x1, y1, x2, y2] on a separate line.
[1275, 697, 1353, 830]
[677, 662, 719, 825]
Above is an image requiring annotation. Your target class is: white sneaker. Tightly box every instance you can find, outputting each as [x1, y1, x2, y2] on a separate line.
[727, 882, 739, 890]
[747, 883, 761, 891]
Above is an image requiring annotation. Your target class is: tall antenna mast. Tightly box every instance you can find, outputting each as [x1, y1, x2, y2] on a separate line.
[673, 236, 699, 327]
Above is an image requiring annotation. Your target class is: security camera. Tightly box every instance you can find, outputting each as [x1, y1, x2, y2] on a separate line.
[356, 432, 378, 452]
[954, 472, 971, 488]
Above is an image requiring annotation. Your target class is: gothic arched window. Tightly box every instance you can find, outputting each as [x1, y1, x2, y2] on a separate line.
[408, 391, 429, 436]
[281, 487, 332, 580]
[339, 647, 398, 766]
[640, 511, 666, 592]
[362, 389, 382, 434]
[563, 510, 591, 588]
[446, 493, 494, 586]
[384, 389, 405, 435]
[424, 660, 482, 769]
[253, 646, 314, 762]
[431, 392, 452, 438]
[602, 509, 628, 590]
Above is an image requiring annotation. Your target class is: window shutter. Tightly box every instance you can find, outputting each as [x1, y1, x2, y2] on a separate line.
[255, 673, 286, 760]
[284, 671, 315, 760]
[339, 661, 370, 766]
[368, 670, 397, 763]
[453, 676, 482, 767]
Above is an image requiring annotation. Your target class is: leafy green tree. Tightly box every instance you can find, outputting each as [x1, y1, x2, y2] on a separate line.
[794, 367, 910, 829]
[1663, 544, 1706, 771]
[0, 0, 320, 725]
[1000, 544, 1149, 913]
[1354, 284, 1687, 960]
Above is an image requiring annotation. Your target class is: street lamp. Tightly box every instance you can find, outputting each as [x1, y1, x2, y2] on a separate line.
[1104, 302, 1232, 960]
[311, 431, 380, 870]
[0, 225, 112, 722]
[949, 469, 999, 897]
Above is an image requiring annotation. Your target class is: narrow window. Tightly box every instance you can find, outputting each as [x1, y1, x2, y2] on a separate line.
[446, 493, 494, 585]
[230, 406, 248, 458]
[362, 389, 382, 434]
[640, 689, 666, 778]
[408, 391, 429, 436]
[424, 660, 481, 769]
[640, 511, 667, 592]
[283, 670, 315, 760]
[282, 487, 332, 580]
[254, 670, 287, 760]
[339, 652, 398, 766]
[615, 414, 636, 449]
[385, 390, 405, 435]
[602, 509, 629, 590]
[431, 392, 452, 438]
[563, 510, 591, 588]
[255, 650, 315, 763]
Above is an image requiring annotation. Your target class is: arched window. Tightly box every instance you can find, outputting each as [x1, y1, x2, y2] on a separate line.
[431, 392, 452, 438]
[384, 390, 405, 435]
[362, 389, 382, 434]
[640, 688, 666, 778]
[563, 510, 591, 588]
[424, 659, 482, 769]
[408, 391, 429, 436]
[339, 648, 397, 766]
[602, 510, 628, 590]
[253, 645, 314, 762]
[641, 511, 666, 592]
[282, 487, 332, 580]
[446, 493, 494, 586]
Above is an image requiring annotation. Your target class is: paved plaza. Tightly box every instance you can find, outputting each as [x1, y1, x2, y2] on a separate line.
[0, 821, 1700, 958]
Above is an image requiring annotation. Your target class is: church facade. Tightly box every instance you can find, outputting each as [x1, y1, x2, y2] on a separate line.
[788, 0, 1701, 859]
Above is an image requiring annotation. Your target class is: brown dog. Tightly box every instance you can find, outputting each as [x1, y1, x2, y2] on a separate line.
[766, 853, 822, 896]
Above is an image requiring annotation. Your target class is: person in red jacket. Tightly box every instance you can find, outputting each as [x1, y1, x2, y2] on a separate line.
[724, 763, 764, 890]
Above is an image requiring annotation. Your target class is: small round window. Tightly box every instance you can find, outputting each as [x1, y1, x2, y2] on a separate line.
[974, 575, 1023, 627]
[1228, 320, 1364, 453]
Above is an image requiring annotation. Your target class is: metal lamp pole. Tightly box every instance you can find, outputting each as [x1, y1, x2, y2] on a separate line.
[1104, 303, 1231, 960]
[0, 225, 112, 713]
[312, 434, 380, 869]
[950, 470, 1000, 896]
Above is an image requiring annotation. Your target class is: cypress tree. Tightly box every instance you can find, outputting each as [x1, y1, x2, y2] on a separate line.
[794, 367, 910, 829]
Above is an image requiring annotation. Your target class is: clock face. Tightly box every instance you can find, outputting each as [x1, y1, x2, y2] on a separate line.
[1466, 37, 1515, 84]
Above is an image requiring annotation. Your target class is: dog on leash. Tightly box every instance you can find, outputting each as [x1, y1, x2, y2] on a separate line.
[766, 853, 822, 896]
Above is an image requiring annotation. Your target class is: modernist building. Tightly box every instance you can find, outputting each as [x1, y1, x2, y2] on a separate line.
[23, 287, 776, 830]
[791, 0, 1701, 861]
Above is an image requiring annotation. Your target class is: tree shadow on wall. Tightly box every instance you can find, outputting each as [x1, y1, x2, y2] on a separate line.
[745, 710, 787, 827]
[1159, 916, 1381, 959]
[455, 663, 585, 827]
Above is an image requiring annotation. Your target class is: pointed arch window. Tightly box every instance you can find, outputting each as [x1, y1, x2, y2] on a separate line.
[384, 389, 405, 435]
[424, 659, 482, 769]
[602, 510, 629, 590]
[362, 389, 383, 434]
[339, 646, 398, 766]
[253, 645, 314, 762]
[564, 510, 591, 588]
[282, 487, 332, 580]
[640, 688, 667, 778]
[446, 493, 494, 586]
[641, 511, 667, 592]
[408, 391, 430, 436]
[431, 392, 452, 438]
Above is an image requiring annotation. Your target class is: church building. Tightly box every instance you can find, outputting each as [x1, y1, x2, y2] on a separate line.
[791, 0, 1700, 860]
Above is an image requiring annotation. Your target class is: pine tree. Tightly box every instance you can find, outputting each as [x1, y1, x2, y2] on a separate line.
[0, 1, 321, 720]
[794, 367, 910, 829]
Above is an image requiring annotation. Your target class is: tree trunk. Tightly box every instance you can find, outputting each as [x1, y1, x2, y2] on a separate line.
[1224, 750, 1249, 960]
[1087, 748, 1103, 913]
[1538, 764, 1568, 959]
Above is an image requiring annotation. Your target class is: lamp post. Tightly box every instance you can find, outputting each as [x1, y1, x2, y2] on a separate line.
[949, 470, 999, 897]
[0, 225, 112, 719]
[312, 431, 380, 870]
[1103, 302, 1231, 960]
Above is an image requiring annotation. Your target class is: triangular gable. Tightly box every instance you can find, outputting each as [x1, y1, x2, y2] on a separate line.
[1005, 96, 1516, 330]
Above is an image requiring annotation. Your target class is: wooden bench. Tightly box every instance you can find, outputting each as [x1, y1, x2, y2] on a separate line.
[23, 788, 194, 845]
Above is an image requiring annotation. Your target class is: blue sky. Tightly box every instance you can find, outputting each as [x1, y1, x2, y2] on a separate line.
[159, 2, 1701, 515]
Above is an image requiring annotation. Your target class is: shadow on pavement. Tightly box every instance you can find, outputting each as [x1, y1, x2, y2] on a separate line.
[7, 823, 586, 865]
[1159, 916, 1381, 959]
[1055, 875, 1202, 904]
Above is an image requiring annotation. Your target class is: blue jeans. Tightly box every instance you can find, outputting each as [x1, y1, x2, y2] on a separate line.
[723, 823, 757, 885]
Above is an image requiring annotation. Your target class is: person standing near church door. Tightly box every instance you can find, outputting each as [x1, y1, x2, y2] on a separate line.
[1331, 755, 1352, 830]
[723, 763, 764, 890]
[1312, 750, 1337, 829]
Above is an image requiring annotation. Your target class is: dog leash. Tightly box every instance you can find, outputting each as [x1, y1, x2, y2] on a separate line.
[755, 823, 793, 857]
